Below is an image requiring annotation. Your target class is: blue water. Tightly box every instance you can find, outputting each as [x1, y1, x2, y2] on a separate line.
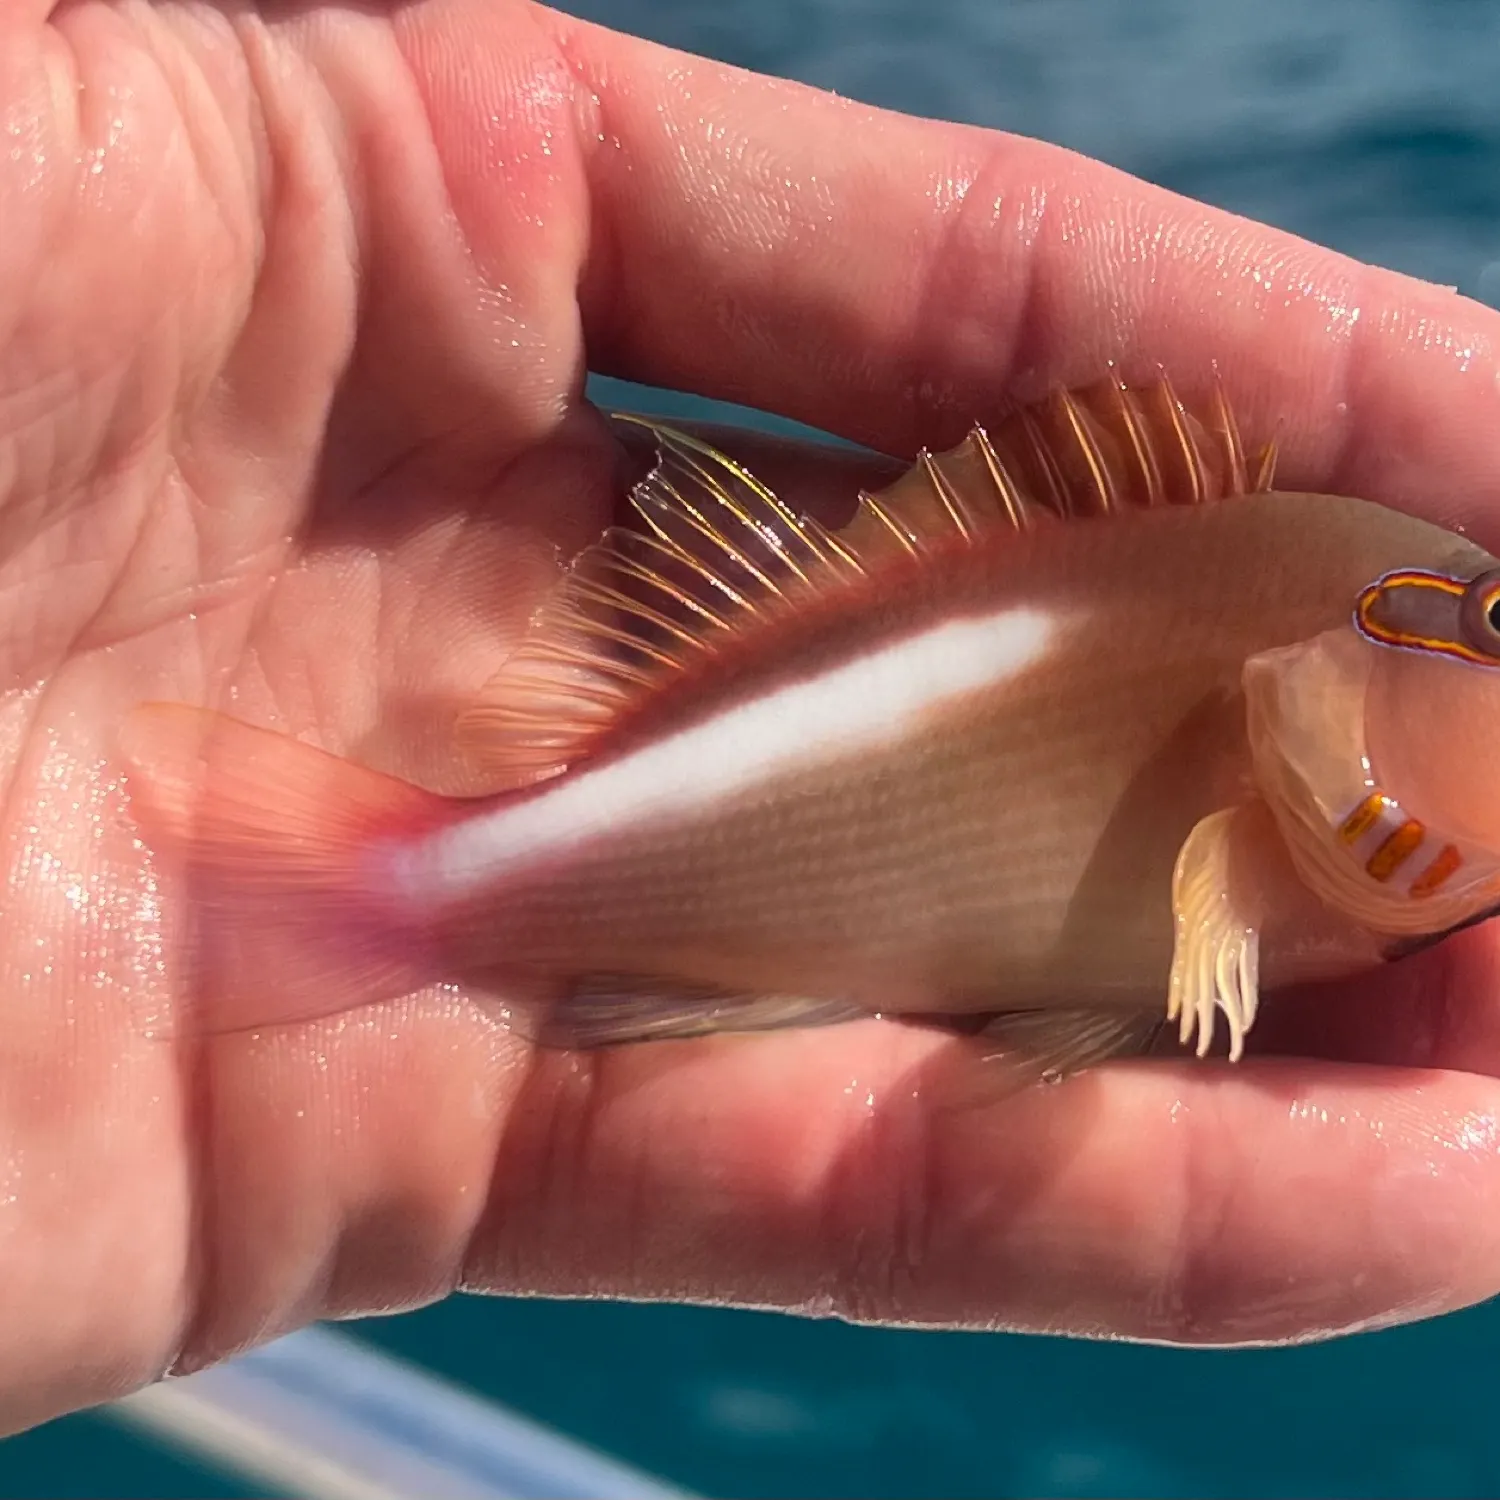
[10, 2, 1500, 1496]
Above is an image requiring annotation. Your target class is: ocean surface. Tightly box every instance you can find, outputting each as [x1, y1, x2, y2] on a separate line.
[8, 0, 1500, 1496]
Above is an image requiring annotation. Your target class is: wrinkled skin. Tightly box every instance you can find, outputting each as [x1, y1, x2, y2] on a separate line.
[6, 0, 1500, 1434]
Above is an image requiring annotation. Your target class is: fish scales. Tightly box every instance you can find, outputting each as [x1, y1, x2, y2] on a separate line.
[438, 494, 1473, 1016]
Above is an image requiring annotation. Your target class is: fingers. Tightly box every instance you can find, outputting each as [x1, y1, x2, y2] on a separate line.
[1256, 924, 1500, 1080]
[455, 1016, 1500, 1346]
[548, 8, 1500, 535]
[177, 992, 1500, 1365]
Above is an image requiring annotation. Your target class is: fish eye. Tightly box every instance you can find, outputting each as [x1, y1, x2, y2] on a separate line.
[1459, 568, 1500, 658]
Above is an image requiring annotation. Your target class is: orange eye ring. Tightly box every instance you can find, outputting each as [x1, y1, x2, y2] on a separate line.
[1354, 567, 1500, 669]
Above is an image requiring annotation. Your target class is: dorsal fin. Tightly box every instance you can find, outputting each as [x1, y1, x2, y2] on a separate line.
[455, 420, 866, 782]
[838, 371, 1278, 561]
[457, 375, 1277, 782]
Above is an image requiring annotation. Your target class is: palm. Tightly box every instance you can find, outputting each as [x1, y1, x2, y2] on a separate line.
[1, 0, 623, 1422]
[7, 0, 1500, 1434]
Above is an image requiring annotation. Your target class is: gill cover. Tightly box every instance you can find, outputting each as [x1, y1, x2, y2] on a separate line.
[1245, 598, 1500, 938]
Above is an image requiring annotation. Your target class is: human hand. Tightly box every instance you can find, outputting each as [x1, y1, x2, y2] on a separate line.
[6, 0, 1500, 1433]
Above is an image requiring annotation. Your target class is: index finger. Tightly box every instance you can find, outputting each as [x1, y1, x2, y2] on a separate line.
[549, 9, 1500, 534]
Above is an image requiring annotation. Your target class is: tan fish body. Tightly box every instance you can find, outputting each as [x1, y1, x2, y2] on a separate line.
[122, 377, 1500, 1084]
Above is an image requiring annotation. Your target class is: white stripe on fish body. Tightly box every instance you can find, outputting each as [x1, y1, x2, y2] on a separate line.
[398, 606, 1061, 903]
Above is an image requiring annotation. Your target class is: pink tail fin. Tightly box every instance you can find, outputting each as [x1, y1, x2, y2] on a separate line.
[121, 704, 452, 1036]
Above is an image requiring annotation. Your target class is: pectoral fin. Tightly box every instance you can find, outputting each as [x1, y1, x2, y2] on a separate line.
[1167, 804, 1268, 1061]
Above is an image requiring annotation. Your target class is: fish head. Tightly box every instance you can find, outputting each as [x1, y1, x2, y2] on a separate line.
[1244, 551, 1500, 938]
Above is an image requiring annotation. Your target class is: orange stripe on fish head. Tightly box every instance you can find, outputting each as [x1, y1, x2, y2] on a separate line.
[1335, 789, 1466, 898]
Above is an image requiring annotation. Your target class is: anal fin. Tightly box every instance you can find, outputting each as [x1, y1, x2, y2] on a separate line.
[498, 973, 867, 1050]
[977, 1007, 1166, 1081]
[928, 1007, 1165, 1111]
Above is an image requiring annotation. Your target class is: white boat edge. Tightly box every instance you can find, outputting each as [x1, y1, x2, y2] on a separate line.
[106, 1323, 701, 1500]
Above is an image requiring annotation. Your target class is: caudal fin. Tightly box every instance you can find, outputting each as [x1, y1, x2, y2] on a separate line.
[121, 704, 452, 1036]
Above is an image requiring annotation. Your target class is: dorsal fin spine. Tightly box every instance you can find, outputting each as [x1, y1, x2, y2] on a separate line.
[560, 614, 682, 671]
[1251, 438, 1279, 492]
[970, 426, 1035, 528]
[1153, 376, 1206, 506]
[1018, 407, 1071, 515]
[632, 502, 763, 614]
[1210, 376, 1250, 494]
[571, 579, 713, 656]
[649, 471, 785, 598]
[606, 536, 738, 630]
[856, 488, 922, 557]
[919, 451, 975, 542]
[646, 424, 854, 584]
[1108, 377, 1164, 507]
[1057, 389, 1117, 514]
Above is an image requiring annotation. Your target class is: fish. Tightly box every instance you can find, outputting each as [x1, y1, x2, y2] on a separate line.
[119, 373, 1500, 1090]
